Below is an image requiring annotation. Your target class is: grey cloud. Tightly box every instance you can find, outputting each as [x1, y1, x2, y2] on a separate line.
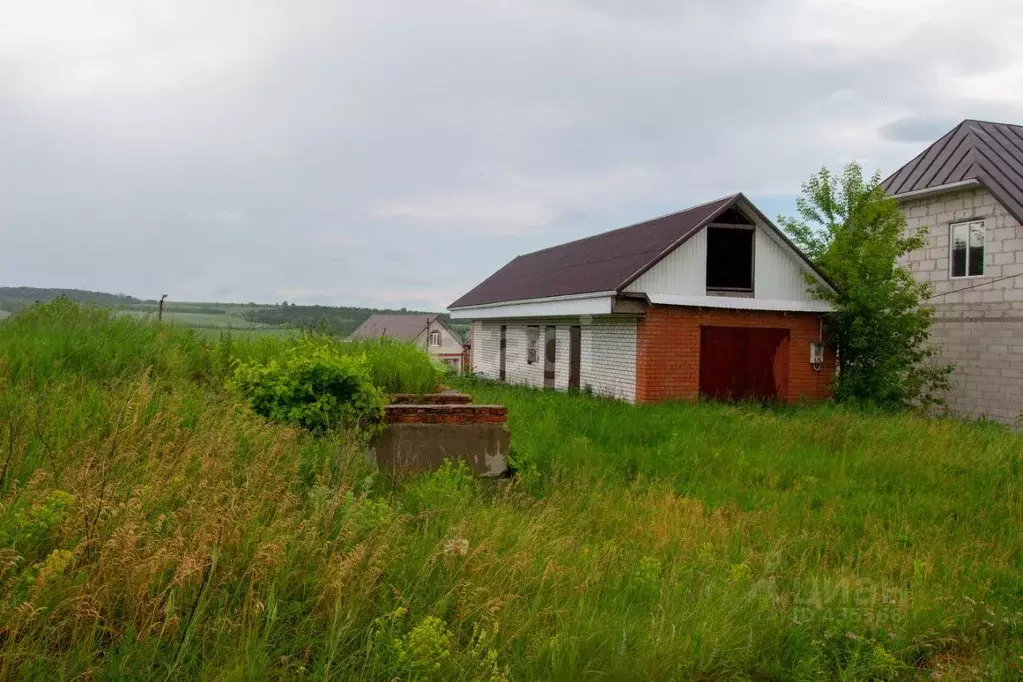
[878, 115, 962, 143]
[1, 0, 1022, 309]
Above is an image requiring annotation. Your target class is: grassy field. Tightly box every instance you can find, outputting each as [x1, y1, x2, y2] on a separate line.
[118, 309, 297, 341]
[1, 302, 1021, 680]
[122, 309, 266, 327]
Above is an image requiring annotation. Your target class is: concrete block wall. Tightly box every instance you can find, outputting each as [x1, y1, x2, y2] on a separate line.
[470, 316, 638, 401]
[899, 186, 1023, 422]
[902, 187, 1023, 299]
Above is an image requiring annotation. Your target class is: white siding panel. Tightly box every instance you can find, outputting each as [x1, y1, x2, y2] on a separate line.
[621, 221, 823, 306]
[624, 229, 706, 296]
[754, 225, 816, 302]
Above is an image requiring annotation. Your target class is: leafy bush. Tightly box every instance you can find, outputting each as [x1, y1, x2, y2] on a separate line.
[232, 336, 385, 433]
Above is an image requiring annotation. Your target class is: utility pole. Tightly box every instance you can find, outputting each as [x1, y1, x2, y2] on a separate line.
[158, 293, 168, 322]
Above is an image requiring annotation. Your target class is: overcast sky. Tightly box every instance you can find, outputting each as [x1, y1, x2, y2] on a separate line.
[2, 0, 1022, 310]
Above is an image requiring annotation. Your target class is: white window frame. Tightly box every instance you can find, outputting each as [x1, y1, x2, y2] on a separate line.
[949, 219, 986, 279]
[428, 329, 442, 347]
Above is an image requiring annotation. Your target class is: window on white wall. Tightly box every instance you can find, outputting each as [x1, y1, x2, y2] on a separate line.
[429, 330, 441, 346]
[526, 326, 539, 364]
[951, 220, 985, 278]
[706, 226, 754, 291]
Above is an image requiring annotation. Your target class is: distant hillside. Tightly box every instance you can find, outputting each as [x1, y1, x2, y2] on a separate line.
[0, 287, 143, 313]
[0, 287, 465, 340]
[240, 303, 466, 339]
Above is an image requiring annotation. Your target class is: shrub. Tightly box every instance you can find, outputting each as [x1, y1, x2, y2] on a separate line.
[780, 162, 952, 408]
[232, 336, 385, 433]
[393, 615, 453, 674]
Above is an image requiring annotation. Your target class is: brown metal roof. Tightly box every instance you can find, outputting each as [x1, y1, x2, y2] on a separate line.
[449, 194, 739, 308]
[882, 119, 1023, 223]
[350, 314, 436, 341]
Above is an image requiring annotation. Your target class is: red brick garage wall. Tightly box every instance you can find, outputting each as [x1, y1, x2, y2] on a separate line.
[635, 305, 836, 404]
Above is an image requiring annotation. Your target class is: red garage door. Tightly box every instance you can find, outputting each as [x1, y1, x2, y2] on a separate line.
[699, 326, 789, 402]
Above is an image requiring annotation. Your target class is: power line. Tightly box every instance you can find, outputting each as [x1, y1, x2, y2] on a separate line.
[922, 272, 1022, 301]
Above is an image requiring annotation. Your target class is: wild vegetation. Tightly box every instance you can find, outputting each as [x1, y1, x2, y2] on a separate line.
[1, 302, 1021, 680]
[781, 163, 953, 407]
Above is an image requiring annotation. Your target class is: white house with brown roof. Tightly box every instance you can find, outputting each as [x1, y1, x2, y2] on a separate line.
[350, 314, 466, 370]
[883, 119, 1023, 423]
[449, 193, 838, 403]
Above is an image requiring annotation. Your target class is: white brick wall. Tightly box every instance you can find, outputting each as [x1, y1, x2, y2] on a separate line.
[470, 317, 638, 401]
[900, 186, 1023, 423]
[579, 317, 637, 401]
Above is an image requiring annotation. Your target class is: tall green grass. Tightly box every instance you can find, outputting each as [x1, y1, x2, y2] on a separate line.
[0, 300, 209, 388]
[212, 332, 440, 394]
[1, 303, 1022, 679]
[341, 338, 442, 394]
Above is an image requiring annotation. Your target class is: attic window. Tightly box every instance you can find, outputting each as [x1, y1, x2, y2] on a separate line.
[429, 330, 441, 346]
[706, 226, 754, 291]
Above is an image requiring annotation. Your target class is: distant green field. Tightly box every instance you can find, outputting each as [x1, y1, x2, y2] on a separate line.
[193, 326, 298, 342]
[122, 309, 273, 330]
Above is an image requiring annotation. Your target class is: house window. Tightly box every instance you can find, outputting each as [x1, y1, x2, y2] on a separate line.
[526, 326, 539, 364]
[951, 220, 985, 278]
[429, 330, 441, 346]
[706, 226, 754, 291]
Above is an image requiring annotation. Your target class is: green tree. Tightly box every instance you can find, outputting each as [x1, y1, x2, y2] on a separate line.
[779, 162, 952, 408]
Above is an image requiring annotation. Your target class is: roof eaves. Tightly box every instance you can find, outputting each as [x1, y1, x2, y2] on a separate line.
[974, 170, 1023, 226]
[449, 289, 618, 311]
[888, 178, 981, 201]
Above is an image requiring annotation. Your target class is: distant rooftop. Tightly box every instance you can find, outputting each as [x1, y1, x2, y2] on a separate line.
[349, 313, 437, 341]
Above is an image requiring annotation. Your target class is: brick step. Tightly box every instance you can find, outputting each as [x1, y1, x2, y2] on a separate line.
[388, 392, 473, 405]
[383, 404, 507, 424]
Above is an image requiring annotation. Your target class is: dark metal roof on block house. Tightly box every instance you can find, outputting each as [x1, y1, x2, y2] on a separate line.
[449, 193, 834, 309]
[350, 314, 437, 341]
[882, 119, 1023, 223]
